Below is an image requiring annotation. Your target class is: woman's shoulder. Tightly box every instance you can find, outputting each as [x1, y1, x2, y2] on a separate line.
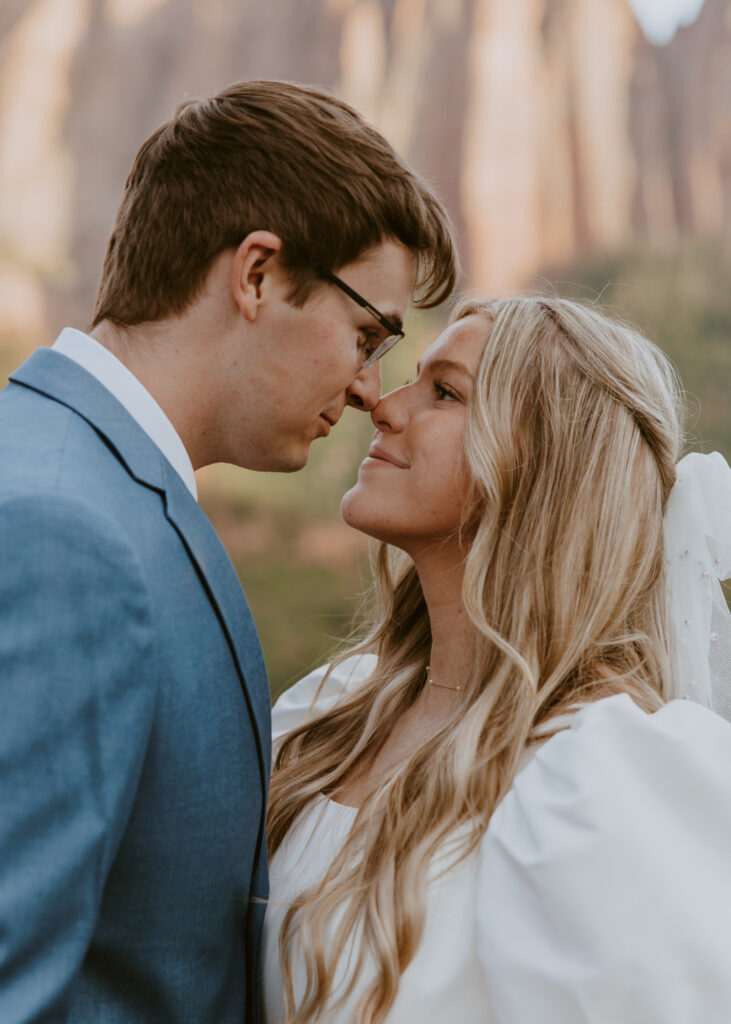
[271, 652, 378, 742]
[485, 692, 731, 864]
[476, 694, 731, 1021]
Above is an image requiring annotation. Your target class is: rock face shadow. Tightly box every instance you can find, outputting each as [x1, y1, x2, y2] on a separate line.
[1, 0, 729, 338]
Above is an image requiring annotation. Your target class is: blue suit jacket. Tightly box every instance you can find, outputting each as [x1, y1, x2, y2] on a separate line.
[0, 349, 271, 1023]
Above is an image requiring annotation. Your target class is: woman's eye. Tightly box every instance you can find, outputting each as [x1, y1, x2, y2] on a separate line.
[433, 381, 458, 401]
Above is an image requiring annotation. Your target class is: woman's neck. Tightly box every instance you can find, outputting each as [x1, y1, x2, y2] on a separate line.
[413, 545, 477, 697]
[330, 547, 475, 808]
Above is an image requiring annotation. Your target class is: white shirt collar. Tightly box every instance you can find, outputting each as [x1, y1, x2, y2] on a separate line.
[52, 327, 198, 501]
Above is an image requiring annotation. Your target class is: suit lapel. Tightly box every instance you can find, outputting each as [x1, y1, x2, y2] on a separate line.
[9, 348, 272, 790]
[160, 459, 271, 772]
[11, 348, 168, 491]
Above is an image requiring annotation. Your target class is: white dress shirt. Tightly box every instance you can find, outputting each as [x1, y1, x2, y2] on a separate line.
[52, 327, 197, 500]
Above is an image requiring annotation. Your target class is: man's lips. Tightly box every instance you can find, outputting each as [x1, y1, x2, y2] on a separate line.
[364, 444, 409, 469]
[318, 413, 338, 437]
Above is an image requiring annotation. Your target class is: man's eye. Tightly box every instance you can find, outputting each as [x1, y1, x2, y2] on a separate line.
[358, 330, 381, 358]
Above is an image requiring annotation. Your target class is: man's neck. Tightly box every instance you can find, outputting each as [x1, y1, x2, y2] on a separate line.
[90, 319, 212, 470]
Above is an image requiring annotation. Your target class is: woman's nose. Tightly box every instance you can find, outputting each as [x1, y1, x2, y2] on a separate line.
[370, 381, 410, 432]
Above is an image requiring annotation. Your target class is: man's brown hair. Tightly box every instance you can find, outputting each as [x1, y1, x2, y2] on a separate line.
[92, 80, 457, 328]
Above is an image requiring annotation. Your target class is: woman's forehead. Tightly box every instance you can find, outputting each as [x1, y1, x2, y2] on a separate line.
[420, 314, 490, 372]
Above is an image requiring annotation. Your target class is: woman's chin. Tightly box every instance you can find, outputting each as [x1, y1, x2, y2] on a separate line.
[340, 488, 395, 544]
[340, 487, 373, 535]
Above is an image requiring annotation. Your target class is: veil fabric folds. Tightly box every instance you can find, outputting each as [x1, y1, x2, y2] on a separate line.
[664, 451, 731, 720]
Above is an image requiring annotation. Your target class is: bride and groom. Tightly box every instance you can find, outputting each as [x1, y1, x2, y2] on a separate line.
[0, 80, 729, 1024]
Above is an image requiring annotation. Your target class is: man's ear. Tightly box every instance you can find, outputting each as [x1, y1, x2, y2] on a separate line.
[231, 231, 283, 322]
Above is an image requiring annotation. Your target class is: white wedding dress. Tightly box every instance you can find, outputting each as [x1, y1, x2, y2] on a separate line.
[263, 653, 731, 1024]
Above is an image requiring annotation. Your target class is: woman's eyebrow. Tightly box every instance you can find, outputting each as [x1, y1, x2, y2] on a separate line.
[415, 357, 474, 378]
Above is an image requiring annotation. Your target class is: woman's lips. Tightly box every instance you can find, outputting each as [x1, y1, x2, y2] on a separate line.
[364, 445, 409, 468]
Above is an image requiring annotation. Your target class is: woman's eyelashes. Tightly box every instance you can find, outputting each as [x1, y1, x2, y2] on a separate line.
[400, 376, 461, 401]
[433, 381, 459, 401]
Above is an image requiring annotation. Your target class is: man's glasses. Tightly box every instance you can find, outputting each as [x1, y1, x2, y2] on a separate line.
[325, 271, 405, 368]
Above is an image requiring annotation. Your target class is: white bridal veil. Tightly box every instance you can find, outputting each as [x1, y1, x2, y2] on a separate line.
[664, 452, 731, 720]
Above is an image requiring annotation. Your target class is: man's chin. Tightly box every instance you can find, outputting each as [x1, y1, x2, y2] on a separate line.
[272, 444, 311, 474]
[226, 440, 310, 474]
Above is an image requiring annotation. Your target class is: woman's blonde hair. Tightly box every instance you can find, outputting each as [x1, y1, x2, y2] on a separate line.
[267, 296, 685, 1024]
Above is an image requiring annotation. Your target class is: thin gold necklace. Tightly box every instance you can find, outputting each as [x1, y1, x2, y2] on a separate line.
[425, 665, 462, 691]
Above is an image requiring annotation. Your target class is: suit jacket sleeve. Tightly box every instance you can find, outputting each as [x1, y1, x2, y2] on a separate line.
[0, 493, 158, 1023]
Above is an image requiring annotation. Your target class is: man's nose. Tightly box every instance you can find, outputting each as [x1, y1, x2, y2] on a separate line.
[346, 360, 382, 411]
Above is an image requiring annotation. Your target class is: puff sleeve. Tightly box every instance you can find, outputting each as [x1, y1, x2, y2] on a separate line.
[271, 654, 378, 744]
[477, 694, 731, 1024]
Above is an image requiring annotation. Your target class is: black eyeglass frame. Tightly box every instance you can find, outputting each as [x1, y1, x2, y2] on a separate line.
[325, 271, 405, 367]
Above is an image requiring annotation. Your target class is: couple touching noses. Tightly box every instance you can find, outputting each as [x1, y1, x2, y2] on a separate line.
[0, 80, 454, 1024]
[2, 79, 731, 1024]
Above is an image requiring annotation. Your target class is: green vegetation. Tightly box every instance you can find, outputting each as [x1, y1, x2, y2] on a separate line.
[233, 549, 367, 702]
[538, 241, 731, 454]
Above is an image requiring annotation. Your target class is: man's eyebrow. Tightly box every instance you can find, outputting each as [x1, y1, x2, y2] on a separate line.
[415, 357, 474, 378]
[384, 312, 403, 332]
